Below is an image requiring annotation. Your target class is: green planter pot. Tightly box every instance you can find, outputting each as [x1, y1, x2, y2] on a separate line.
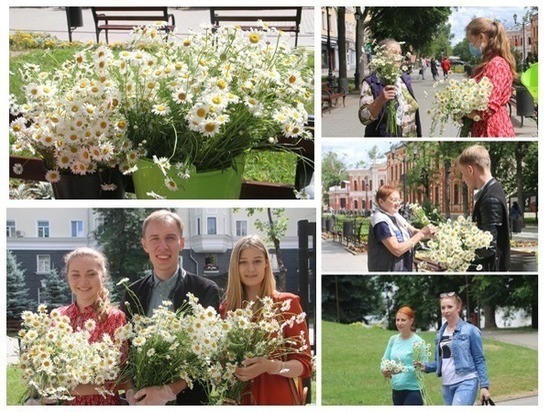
[132, 157, 245, 199]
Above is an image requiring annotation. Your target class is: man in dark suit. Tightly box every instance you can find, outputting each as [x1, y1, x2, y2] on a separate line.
[121, 210, 220, 405]
[458, 145, 510, 271]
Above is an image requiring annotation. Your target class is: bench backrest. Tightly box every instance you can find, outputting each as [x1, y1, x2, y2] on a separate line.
[209, 7, 302, 46]
[91, 7, 172, 24]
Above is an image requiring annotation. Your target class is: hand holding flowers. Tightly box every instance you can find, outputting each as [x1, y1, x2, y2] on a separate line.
[428, 77, 493, 136]
[18, 304, 123, 402]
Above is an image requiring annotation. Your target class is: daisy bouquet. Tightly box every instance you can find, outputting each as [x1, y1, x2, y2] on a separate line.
[200, 296, 310, 405]
[412, 341, 432, 405]
[108, 22, 313, 192]
[380, 358, 408, 375]
[421, 215, 493, 271]
[114, 300, 205, 395]
[368, 43, 406, 135]
[9, 48, 135, 186]
[18, 304, 123, 402]
[429, 77, 493, 137]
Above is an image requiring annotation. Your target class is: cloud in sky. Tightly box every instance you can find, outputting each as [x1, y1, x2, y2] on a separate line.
[322, 139, 393, 168]
[449, 6, 531, 46]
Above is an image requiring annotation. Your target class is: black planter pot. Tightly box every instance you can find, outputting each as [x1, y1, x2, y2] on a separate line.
[52, 168, 126, 199]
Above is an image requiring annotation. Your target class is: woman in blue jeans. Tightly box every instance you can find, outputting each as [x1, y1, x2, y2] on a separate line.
[416, 292, 491, 405]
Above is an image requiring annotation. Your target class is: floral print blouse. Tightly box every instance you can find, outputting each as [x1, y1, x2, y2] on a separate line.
[472, 56, 515, 137]
[359, 77, 419, 137]
[58, 303, 126, 405]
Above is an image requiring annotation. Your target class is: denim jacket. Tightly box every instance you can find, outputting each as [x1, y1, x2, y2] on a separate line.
[424, 318, 489, 389]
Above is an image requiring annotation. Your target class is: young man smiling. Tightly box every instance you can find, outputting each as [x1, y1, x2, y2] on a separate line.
[121, 209, 220, 405]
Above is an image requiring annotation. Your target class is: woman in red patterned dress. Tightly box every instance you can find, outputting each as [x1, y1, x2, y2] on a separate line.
[220, 235, 313, 405]
[465, 17, 517, 137]
[58, 247, 127, 405]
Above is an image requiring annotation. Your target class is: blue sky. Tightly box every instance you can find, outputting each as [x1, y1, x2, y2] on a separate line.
[449, 6, 532, 45]
[322, 139, 394, 168]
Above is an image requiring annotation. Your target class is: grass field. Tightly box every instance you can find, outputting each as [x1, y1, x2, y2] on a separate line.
[322, 320, 538, 405]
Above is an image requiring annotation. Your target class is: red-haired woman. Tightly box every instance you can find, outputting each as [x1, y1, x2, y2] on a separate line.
[381, 306, 427, 405]
[368, 185, 435, 271]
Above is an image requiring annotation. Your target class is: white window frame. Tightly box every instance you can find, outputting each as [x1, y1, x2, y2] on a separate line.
[207, 217, 217, 235]
[70, 220, 84, 238]
[6, 220, 16, 238]
[236, 220, 248, 236]
[37, 254, 51, 274]
[37, 220, 50, 238]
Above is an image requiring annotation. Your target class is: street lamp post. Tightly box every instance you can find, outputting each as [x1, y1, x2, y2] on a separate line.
[514, 13, 527, 67]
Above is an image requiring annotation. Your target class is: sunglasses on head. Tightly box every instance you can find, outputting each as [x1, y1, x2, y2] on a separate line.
[440, 292, 456, 298]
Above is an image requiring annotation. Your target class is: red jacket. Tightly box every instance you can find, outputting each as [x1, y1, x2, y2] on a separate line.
[441, 59, 451, 72]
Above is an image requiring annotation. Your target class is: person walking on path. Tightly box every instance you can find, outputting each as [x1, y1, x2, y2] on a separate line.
[457, 145, 510, 271]
[121, 210, 220, 405]
[430, 58, 439, 81]
[465, 17, 516, 137]
[441, 56, 451, 80]
[381, 306, 427, 405]
[416, 292, 491, 406]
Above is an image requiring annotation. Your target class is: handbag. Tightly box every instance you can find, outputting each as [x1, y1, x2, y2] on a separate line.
[481, 397, 495, 405]
[288, 377, 307, 405]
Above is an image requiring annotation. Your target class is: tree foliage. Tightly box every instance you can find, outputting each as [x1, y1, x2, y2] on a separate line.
[93, 208, 158, 300]
[43, 268, 71, 308]
[322, 150, 348, 191]
[6, 250, 33, 318]
[326, 275, 537, 329]
[322, 275, 384, 324]
[365, 7, 452, 51]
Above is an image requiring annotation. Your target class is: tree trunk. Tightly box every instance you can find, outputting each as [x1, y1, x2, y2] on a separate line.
[515, 142, 525, 226]
[354, 7, 365, 91]
[337, 8, 348, 93]
[483, 304, 497, 329]
[268, 208, 287, 290]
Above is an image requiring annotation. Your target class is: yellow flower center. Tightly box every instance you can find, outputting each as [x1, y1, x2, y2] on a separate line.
[249, 33, 260, 44]
[196, 108, 207, 117]
[205, 122, 216, 133]
[289, 75, 297, 84]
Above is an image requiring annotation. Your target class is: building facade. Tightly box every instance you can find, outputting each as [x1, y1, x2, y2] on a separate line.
[6, 208, 316, 307]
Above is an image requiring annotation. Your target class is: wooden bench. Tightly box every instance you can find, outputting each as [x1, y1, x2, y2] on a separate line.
[209, 7, 302, 47]
[322, 81, 346, 114]
[91, 7, 175, 43]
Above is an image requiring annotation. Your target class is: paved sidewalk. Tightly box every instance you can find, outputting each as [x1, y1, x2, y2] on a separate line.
[9, 6, 314, 48]
[321, 238, 367, 273]
[322, 72, 538, 138]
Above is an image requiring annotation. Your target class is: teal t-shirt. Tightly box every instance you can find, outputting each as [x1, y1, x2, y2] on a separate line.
[381, 333, 426, 391]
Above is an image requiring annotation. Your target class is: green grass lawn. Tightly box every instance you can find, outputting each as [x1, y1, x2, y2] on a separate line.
[322, 320, 538, 405]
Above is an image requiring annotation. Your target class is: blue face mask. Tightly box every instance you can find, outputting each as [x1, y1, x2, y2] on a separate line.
[469, 43, 483, 58]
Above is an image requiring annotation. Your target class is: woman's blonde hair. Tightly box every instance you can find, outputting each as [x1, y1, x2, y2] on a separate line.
[466, 17, 517, 79]
[224, 235, 276, 311]
[63, 247, 112, 321]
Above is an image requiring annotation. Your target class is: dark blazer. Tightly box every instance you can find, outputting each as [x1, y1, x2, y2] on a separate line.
[120, 268, 221, 405]
[471, 178, 510, 271]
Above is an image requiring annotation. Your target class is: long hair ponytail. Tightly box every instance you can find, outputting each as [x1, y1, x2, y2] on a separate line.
[467, 17, 517, 80]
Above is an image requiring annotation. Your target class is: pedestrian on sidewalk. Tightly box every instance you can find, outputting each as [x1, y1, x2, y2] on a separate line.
[430, 58, 439, 81]
[465, 17, 517, 137]
[359, 39, 422, 137]
[441, 56, 451, 80]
